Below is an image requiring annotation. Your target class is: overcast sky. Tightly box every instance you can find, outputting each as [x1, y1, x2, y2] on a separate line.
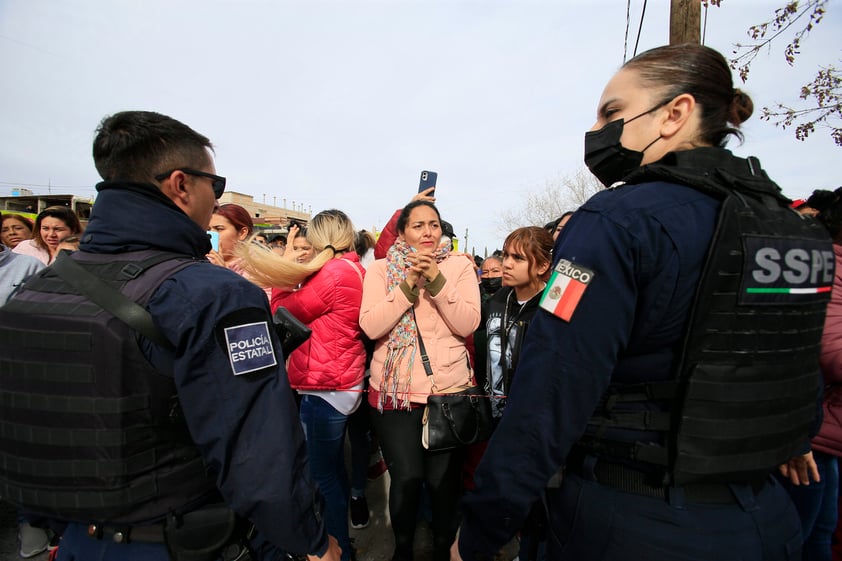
[1, 0, 839, 254]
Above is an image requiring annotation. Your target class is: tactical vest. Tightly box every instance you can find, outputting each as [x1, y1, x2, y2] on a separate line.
[0, 250, 218, 523]
[577, 152, 832, 485]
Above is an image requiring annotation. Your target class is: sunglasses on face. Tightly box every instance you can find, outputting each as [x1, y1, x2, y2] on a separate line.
[155, 168, 226, 198]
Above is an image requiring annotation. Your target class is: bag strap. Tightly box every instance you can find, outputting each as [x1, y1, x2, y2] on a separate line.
[51, 251, 174, 350]
[411, 308, 434, 376]
[340, 257, 364, 284]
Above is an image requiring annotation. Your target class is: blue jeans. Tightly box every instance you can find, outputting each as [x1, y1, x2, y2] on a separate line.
[781, 451, 839, 561]
[299, 394, 351, 561]
[346, 398, 371, 497]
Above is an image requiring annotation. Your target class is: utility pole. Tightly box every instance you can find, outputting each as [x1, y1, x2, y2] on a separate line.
[669, 0, 701, 44]
[464, 228, 469, 254]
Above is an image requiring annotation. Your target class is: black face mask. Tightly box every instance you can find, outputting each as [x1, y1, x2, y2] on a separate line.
[584, 105, 663, 188]
[480, 277, 502, 294]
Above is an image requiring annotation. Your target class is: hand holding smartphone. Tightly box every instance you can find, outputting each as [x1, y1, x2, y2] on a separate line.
[418, 170, 438, 196]
[207, 230, 220, 252]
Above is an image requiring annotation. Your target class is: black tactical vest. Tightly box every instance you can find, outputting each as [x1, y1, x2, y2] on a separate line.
[0, 250, 218, 523]
[577, 150, 832, 485]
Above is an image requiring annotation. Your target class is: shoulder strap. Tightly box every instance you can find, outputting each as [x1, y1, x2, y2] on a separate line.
[411, 307, 434, 376]
[340, 257, 364, 284]
[51, 252, 174, 350]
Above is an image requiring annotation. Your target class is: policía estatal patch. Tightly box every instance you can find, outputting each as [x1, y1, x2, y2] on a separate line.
[224, 321, 278, 375]
[740, 235, 833, 305]
[540, 259, 595, 322]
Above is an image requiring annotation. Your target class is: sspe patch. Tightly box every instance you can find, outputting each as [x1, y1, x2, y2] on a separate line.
[740, 235, 834, 305]
[224, 321, 278, 375]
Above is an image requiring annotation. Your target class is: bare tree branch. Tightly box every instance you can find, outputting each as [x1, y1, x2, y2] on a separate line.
[728, 0, 839, 146]
[496, 169, 602, 236]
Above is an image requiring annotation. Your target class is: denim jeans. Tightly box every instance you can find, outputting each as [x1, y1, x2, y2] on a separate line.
[346, 398, 371, 497]
[299, 394, 352, 561]
[782, 450, 839, 561]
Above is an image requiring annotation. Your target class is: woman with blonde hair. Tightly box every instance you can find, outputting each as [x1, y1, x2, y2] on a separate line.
[240, 208, 366, 561]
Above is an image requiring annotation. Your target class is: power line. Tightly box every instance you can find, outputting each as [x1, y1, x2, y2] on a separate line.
[633, 0, 648, 58]
[624, 0, 632, 62]
[0, 180, 96, 194]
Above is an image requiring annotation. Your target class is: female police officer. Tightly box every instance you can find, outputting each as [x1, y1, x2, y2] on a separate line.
[453, 44, 831, 561]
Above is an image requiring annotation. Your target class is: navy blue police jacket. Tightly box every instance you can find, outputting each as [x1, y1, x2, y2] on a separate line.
[458, 150, 726, 560]
[81, 181, 328, 558]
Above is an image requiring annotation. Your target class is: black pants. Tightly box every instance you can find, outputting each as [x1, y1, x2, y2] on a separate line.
[370, 407, 464, 561]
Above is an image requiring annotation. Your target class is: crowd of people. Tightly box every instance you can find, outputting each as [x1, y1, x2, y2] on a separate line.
[1, 42, 841, 561]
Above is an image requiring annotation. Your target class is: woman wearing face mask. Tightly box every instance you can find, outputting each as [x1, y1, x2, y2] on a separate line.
[455, 44, 829, 561]
[479, 255, 503, 301]
[207, 204, 254, 270]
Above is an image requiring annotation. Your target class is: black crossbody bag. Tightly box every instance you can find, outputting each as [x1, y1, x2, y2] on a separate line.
[415, 309, 493, 451]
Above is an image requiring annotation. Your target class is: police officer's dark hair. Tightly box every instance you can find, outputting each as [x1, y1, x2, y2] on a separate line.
[93, 111, 214, 183]
[396, 201, 441, 234]
[623, 44, 753, 147]
[810, 187, 842, 242]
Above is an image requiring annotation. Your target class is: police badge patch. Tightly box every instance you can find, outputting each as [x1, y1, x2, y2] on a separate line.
[740, 235, 833, 305]
[540, 259, 595, 322]
[224, 321, 278, 375]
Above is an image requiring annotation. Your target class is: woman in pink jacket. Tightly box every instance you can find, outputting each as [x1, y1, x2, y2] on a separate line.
[241, 209, 365, 561]
[360, 200, 480, 561]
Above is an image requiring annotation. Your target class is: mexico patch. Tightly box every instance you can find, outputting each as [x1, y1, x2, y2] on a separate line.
[224, 321, 278, 375]
[740, 235, 833, 305]
[540, 259, 595, 322]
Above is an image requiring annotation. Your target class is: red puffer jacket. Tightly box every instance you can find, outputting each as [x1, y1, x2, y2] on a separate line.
[271, 253, 366, 390]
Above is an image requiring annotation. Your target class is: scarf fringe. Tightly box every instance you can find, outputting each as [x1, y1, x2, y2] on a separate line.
[377, 239, 450, 411]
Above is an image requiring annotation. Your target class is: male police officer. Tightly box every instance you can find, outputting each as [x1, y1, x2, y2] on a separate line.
[0, 111, 340, 561]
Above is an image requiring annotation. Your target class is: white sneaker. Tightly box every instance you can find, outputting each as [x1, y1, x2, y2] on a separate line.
[18, 523, 49, 559]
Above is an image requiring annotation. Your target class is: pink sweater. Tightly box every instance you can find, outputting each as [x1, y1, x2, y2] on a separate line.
[12, 239, 51, 265]
[360, 254, 481, 406]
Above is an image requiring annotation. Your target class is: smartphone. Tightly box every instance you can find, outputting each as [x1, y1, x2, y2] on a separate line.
[418, 170, 438, 195]
[207, 230, 220, 252]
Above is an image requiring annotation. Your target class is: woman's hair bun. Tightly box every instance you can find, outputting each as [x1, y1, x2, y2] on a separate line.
[729, 89, 754, 126]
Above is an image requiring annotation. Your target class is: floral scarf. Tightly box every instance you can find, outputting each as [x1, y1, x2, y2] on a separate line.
[379, 239, 450, 410]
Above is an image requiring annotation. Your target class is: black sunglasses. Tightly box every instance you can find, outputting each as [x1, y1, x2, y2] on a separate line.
[155, 168, 226, 198]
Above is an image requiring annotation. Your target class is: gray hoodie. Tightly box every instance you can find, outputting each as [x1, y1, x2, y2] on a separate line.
[0, 244, 44, 304]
